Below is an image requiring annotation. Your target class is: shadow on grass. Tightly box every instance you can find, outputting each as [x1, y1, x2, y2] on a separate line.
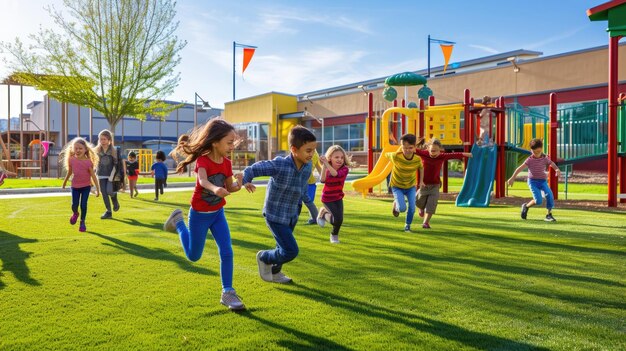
[0, 230, 40, 289]
[231, 238, 268, 252]
[238, 310, 355, 351]
[111, 217, 163, 231]
[134, 197, 188, 208]
[91, 232, 214, 276]
[279, 285, 549, 351]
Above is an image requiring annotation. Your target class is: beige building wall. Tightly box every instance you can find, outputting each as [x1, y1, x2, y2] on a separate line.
[298, 44, 626, 117]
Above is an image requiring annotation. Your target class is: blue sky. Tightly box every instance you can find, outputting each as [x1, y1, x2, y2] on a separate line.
[0, 0, 613, 111]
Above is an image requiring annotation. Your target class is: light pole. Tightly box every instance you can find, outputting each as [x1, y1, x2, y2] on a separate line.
[193, 93, 212, 128]
[304, 110, 324, 152]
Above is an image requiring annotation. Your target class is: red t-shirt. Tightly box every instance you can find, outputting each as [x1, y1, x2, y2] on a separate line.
[321, 166, 349, 203]
[191, 155, 233, 212]
[416, 149, 465, 185]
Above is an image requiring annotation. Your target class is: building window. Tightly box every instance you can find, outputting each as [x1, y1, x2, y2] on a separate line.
[312, 123, 365, 153]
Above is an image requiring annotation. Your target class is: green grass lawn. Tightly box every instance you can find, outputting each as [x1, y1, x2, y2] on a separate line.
[1, 188, 624, 350]
[1, 177, 197, 189]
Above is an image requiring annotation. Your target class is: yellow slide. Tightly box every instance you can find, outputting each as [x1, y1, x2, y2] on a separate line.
[352, 145, 400, 196]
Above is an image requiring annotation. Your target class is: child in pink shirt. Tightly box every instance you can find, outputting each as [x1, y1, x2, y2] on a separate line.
[62, 138, 101, 232]
[317, 145, 350, 244]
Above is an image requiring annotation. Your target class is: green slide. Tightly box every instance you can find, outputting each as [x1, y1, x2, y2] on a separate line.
[456, 143, 498, 207]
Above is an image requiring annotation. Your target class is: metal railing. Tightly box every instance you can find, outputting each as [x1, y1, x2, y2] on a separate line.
[505, 105, 548, 149]
[555, 100, 608, 162]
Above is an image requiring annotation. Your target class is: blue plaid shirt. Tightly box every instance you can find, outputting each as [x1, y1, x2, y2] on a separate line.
[243, 155, 312, 225]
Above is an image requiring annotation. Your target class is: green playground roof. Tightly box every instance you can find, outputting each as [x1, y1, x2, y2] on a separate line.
[587, 0, 626, 36]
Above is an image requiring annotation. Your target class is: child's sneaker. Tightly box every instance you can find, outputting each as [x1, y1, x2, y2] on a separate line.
[70, 212, 79, 225]
[418, 208, 424, 218]
[545, 213, 556, 222]
[330, 234, 340, 243]
[164, 209, 183, 233]
[256, 251, 273, 282]
[100, 211, 112, 219]
[272, 272, 293, 284]
[79, 221, 86, 232]
[422, 223, 431, 229]
[306, 218, 316, 225]
[392, 201, 399, 217]
[220, 290, 246, 311]
[404, 224, 411, 232]
[0, 172, 6, 186]
[521, 204, 528, 220]
[317, 208, 327, 227]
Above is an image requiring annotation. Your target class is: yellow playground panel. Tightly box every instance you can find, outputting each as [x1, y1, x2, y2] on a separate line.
[520, 123, 546, 149]
[423, 104, 464, 146]
[126, 149, 153, 173]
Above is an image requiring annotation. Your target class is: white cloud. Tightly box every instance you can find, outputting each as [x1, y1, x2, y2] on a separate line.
[523, 25, 588, 50]
[468, 44, 499, 54]
[256, 10, 372, 36]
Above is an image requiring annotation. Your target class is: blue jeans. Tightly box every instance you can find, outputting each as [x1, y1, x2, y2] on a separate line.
[528, 178, 554, 210]
[71, 186, 91, 221]
[260, 217, 299, 274]
[176, 208, 234, 292]
[304, 184, 318, 220]
[98, 178, 118, 212]
[391, 186, 417, 225]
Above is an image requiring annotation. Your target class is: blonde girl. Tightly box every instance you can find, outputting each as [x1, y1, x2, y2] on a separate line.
[317, 145, 350, 244]
[61, 138, 101, 232]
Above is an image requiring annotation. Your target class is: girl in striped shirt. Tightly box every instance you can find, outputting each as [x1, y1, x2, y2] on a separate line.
[317, 145, 350, 244]
[508, 138, 561, 222]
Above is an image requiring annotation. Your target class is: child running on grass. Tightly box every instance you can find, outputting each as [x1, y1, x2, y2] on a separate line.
[61, 137, 101, 232]
[304, 149, 323, 225]
[125, 152, 140, 198]
[242, 126, 316, 284]
[416, 139, 472, 229]
[507, 138, 561, 222]
[163, 120, 246, 311]
[0, 163, 17, 187]
[317, 145, 350, 244]
[95, 129, 120, 219]
[387, 134, 424, 233]
[151, 151, 168, 201]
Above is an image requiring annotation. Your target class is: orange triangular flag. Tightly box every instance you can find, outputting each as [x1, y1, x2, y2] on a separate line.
[242, 48, 255, 74]
[440, 44, 454, 73]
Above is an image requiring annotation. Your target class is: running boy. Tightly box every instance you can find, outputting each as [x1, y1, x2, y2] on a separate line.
[387, 134, 424, 233]
[508, 138, 561, 222]
[242, 126, 316, 284]
[416, 139, 472, 229]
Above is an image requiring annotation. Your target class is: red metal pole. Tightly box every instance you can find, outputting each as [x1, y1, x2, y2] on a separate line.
[497, 97, 506, 198]
[549, 93, 559, 200]
[368, 92, 374, 193]
[418, 99, 425, 137]
[470, 98, 475, 145]
[429, 95, 435, 107]
[607, 36, 620, 207]
[401, 99, 406, 135]
[618, 93, 626, 203]
[463, 89, 470, 170]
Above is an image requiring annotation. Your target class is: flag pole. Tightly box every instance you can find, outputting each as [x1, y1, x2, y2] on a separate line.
[233, 42, 258, 101]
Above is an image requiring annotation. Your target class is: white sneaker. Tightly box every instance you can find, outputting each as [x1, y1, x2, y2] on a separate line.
[330, 234, 340, 244]
[163, 209, 183, 233]
[256, 251, 273, 282]
[220, 290, 246, 311]
[317, 208, 326, 227]
[272, 272, 293, 284]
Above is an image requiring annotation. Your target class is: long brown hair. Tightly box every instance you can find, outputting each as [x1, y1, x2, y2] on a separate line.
[176, 119, 235, 173]
[95, 129, 117, 161]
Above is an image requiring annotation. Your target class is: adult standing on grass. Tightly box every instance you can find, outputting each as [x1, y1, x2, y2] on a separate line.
[242, 126, 316, 284]
[163, 119, 246, 311]
[95, 130, 121, 219]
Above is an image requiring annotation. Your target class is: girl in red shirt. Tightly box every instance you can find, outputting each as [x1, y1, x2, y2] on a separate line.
[163, 119, 245, 311]
[317, 145, 350, 244]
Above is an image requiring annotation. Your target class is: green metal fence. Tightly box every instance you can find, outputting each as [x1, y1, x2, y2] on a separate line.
[555, 100, 608, 162]
[505, 104, 549, 149]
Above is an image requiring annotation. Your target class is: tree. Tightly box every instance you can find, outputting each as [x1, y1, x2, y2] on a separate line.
[1, 0, 187, 129]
